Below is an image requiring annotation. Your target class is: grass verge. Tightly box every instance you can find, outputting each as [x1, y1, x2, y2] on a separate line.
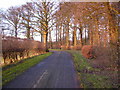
[67, 50, 112, 88]
[2, 52, 52, 86]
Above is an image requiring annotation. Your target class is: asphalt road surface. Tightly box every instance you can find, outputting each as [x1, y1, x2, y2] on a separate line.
[3, 51, 79, 88]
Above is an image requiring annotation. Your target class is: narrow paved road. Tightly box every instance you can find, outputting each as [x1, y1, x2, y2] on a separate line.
[3, 51, 79, 88]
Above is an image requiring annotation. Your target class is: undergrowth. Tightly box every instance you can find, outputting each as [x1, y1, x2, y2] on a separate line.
[67, 50, 113, 88]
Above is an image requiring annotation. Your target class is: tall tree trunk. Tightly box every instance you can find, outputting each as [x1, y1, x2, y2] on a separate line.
[66, 27, 69, 49]
[41, 33, 43, 42]
[73, 30, 77, 47]
[59, 25, 62, 49]
[66, 19, 70, 49]
[31, 31, 34, 40]
[26, 18, 30, 39]
[95, 18, 100, 46]
[90, 30, 93, 45]
[15, 26, 17, 38]
[56, 25, 58, 49]
[63, 25, 65, 45]
[79, 28, 83, 47]
[117, 13, 120, 66]
[88, 28, 90, 44]
[27, 27, 30, 39]
[43, 31, 48, 52]
[49, 31, 52, 49]
[89, 25, 93, 45]
[84, 27, 87, 45]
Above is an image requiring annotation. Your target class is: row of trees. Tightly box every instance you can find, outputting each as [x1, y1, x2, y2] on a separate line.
[1, 0, 57, 51]
[1, 0, 58, 65]
[1, 1, 119, 67]
[52, 2, 119, 68]
[53, 2, 119, 48]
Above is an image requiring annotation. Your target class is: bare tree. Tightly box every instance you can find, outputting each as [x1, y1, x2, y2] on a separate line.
[2, 6, 21, 37]
[20, 3, 34, 39]
[29, 0, 58, 51]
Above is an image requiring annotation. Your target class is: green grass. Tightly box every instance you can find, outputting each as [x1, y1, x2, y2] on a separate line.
[2, 52, 52, 86]
[67, 50, 112, 88]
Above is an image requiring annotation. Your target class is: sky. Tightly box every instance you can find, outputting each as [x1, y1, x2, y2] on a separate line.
[0, 0, 32, 9]
[0, 0, 119, 9]
[0, 0, 59, 9]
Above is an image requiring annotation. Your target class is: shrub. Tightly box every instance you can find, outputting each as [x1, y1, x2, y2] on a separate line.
[2, 36, 46, 65]
[81, 45, 114, 69]
[81, 45, 95, 59]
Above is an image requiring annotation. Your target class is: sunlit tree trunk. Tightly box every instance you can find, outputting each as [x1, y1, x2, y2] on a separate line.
[66, 23, 69, 49]
[73, 29, 77, 47]
[43, 31, 48, 52]
[62, 25, 65, 45]
[59, 25, 62, 48]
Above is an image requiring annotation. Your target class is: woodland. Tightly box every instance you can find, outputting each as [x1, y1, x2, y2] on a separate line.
[0, 0, 119, 88]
